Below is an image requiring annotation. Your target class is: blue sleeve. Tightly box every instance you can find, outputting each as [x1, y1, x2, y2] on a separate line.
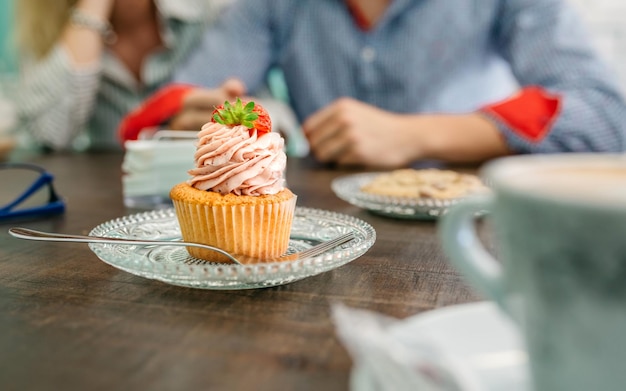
[173, 0, 276, 94]
[492, 0, 626, 152]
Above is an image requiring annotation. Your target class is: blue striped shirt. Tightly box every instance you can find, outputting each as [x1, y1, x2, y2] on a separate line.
[175, 0, 626, 153]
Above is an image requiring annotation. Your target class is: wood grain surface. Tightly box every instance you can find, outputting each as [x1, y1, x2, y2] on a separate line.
[0, 151, 484, 391]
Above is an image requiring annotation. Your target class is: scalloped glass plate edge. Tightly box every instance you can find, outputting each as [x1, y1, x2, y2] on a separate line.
[331, 172, 465, 220]
[88, 207, 376, 290]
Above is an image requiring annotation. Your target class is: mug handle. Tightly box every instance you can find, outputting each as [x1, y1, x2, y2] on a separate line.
[438, 195, 506, 307]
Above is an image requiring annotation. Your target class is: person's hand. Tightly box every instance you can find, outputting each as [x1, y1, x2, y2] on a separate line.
[302, 98, 420, 167]
[168, 78, 247, 130]
[63, 0, 116, 64]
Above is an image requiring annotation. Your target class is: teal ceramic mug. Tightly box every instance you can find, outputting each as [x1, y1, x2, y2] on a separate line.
[438, 153, 626, 391]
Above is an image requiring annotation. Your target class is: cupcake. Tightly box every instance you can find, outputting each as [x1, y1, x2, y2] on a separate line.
[170, 98, 297, 263]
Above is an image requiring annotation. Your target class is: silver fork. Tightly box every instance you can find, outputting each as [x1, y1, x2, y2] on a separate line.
[8, 227, 356, 265]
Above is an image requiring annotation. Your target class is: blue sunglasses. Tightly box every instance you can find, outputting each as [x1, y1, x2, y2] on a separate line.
[0, 162, 66, 220]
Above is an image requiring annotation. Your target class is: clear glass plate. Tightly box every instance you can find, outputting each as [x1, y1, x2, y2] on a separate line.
[332, 172, 467, 220]
[88, 207, 376, 289]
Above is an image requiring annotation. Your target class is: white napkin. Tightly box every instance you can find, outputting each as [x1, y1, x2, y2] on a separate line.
[122, 131, 196, 201]
[332, 301, 531, 391]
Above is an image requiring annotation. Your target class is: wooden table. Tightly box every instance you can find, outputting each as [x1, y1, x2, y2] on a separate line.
[0, 151, 482, 391]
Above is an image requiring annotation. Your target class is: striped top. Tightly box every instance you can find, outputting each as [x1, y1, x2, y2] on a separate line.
[175, 0, 626, 154]
[14, 0, 229, 152]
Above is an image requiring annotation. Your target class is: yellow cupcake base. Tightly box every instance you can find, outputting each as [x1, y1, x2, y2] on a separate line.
[170, 183, 296, 263]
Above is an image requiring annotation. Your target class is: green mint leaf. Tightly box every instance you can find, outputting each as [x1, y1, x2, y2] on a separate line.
[244, 101, 255, 112]
[213, 113, 224, 124]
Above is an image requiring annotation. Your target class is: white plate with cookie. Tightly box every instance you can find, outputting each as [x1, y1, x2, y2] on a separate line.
[331, 169, 489, 220]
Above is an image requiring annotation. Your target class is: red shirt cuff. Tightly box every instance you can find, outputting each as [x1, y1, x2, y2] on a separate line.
[481, 86, 562, 143]
[118, 83, 195, 143]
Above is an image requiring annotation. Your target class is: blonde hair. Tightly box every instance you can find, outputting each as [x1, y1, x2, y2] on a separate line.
[15, 0, 79, 59]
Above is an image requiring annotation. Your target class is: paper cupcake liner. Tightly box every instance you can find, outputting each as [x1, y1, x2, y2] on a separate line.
[172, 195, 297, 263]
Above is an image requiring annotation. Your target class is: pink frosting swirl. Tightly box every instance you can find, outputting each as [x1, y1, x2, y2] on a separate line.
[187, 122, 287, 196]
